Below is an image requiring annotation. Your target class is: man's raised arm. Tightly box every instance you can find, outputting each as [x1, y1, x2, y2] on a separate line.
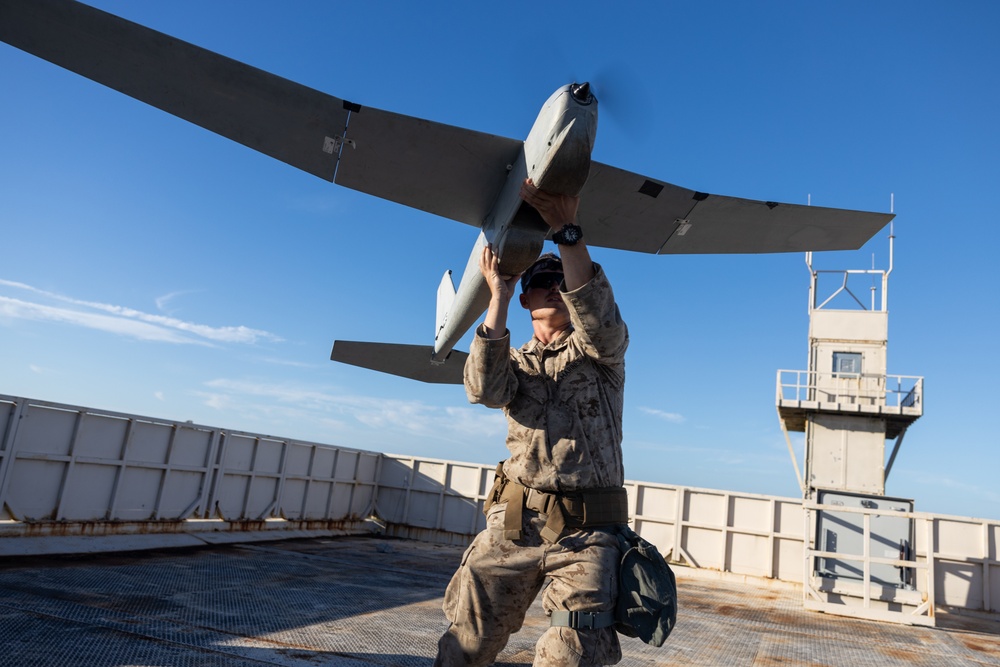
[519, 179, 594, 290]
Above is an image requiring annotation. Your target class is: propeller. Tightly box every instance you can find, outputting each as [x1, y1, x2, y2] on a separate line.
[587, 62, 654, 144]
[570, 81, 593, 104]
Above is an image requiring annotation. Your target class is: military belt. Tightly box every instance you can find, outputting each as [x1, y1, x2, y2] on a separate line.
[486, 462, 628, 543]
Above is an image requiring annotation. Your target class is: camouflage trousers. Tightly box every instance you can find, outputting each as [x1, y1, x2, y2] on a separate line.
[434, 501, 622, 667]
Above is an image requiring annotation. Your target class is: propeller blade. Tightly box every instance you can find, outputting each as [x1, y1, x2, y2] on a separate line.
[0, 0, 350, 180]
[589, 62, 654, 141]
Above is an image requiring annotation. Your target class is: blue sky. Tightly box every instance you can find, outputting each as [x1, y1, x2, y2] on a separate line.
[1, 1, 998, 520]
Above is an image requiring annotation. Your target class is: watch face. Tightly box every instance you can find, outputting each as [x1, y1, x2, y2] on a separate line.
[556, 224, 581, 245]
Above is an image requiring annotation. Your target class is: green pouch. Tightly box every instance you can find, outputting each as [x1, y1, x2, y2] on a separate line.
[615, 526, 677, 646]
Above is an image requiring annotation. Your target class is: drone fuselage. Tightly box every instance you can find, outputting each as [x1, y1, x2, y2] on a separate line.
[431, 84, 598, 362]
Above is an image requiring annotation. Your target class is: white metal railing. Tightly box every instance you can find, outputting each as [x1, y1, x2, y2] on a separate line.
[372, 454, 494, 544]
[1, 393, 996, 618]
[803, 501, 936, 626]
[0, 395, 379, 532]
[375, 464, 998, 620]
[372, 462, 808, 581]
[777, 370, 923, 412]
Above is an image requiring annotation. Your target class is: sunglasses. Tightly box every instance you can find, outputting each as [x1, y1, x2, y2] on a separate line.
[525, 272, 564, 291]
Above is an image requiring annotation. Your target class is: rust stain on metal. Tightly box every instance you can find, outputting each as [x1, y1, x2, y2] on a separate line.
[18, 520, 186, 538]
[716, 604, 738, 616]
[7, 518, 361, 539]
[879, 647, 921, 661]
[960, 636, 1000, 655]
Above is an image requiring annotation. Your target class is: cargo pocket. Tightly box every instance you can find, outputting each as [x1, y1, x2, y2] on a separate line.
[442, 541, 476, 623]
[485, 501, 506, 530]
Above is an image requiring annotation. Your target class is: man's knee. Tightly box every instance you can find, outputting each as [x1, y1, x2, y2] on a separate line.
[434, 624, 510, 667]
[534, 626, 622, 667]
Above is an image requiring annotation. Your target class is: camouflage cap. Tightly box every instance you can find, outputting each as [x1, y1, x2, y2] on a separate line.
[520, 252, 563, 292]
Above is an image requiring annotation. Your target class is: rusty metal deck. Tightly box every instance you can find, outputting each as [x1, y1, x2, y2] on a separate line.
[0, 536, 997, 666]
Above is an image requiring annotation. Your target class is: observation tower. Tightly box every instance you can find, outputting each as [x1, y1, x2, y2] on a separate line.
[777, 226, 928, 624]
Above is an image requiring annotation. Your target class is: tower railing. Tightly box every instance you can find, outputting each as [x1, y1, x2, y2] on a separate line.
[777, 370, 923, 412]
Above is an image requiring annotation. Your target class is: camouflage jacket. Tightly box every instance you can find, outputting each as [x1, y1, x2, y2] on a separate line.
[465, 264, 628, 493]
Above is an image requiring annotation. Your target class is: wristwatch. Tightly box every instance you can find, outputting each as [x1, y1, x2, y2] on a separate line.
[552, 223, 583, 246]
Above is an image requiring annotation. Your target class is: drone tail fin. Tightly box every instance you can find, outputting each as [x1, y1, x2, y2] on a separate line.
[435, 269, 456, 343]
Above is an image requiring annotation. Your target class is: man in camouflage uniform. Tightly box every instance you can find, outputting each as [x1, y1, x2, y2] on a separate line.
[434, 179, 628, 667]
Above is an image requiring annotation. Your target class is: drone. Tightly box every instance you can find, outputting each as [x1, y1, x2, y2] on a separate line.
[0, 0, 893, 383]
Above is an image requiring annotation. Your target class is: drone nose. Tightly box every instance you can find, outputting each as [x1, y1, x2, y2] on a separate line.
[571, 82, 592, 104]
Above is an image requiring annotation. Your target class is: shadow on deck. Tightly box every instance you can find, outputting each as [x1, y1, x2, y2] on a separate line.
[0, 536, 997, 666]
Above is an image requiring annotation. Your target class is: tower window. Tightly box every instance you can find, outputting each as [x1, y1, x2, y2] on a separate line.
[833, 352, 862, 376]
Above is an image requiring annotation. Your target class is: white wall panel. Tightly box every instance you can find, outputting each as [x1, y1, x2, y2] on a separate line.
[61, 462, 117, 520]
[117, 467, 162, 520]
[302, 480, 331, 518]
[76, 414, 127, 459]
[130, 421, 172, 463]
[729, 531, 771, 577]
[686, 490, 726, 525]
[170, 428, 214, 467]
[776, 537, 804, 581]
[0, 396, 377, 529]
[634, 483, 678, 520]
[776, 500, 804, 537]
[730, 496, 771, 533]
[18, 405, 76, 456]
[7, 459, 63, 520]
[285, 444, 312, 475]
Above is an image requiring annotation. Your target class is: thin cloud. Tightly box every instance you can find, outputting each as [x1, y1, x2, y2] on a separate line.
[0, 296, 205, 344]
[198, 378, 506, 443]
[638, 406, 686, 423]
[0, 279, 281, 345]
[906, 470, 1000, 507]
[155, 289, 202, 314]
[255, 356, 323, 370]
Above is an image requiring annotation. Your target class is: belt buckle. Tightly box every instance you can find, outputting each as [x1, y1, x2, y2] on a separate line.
[569, 611, 598, 629]
[524, 488, 540, 512]
[528, 488, 555, 515]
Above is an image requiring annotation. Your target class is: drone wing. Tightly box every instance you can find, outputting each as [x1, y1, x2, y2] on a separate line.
[0, 0, 520, 227]
[0, 0, 349, 180]
[579, 161, 893, 254]
[2, 0, 891, 253]
[333, 107, 521, 227]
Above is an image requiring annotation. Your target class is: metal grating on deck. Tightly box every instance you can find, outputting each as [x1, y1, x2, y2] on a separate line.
[0, 536, 997, 666]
